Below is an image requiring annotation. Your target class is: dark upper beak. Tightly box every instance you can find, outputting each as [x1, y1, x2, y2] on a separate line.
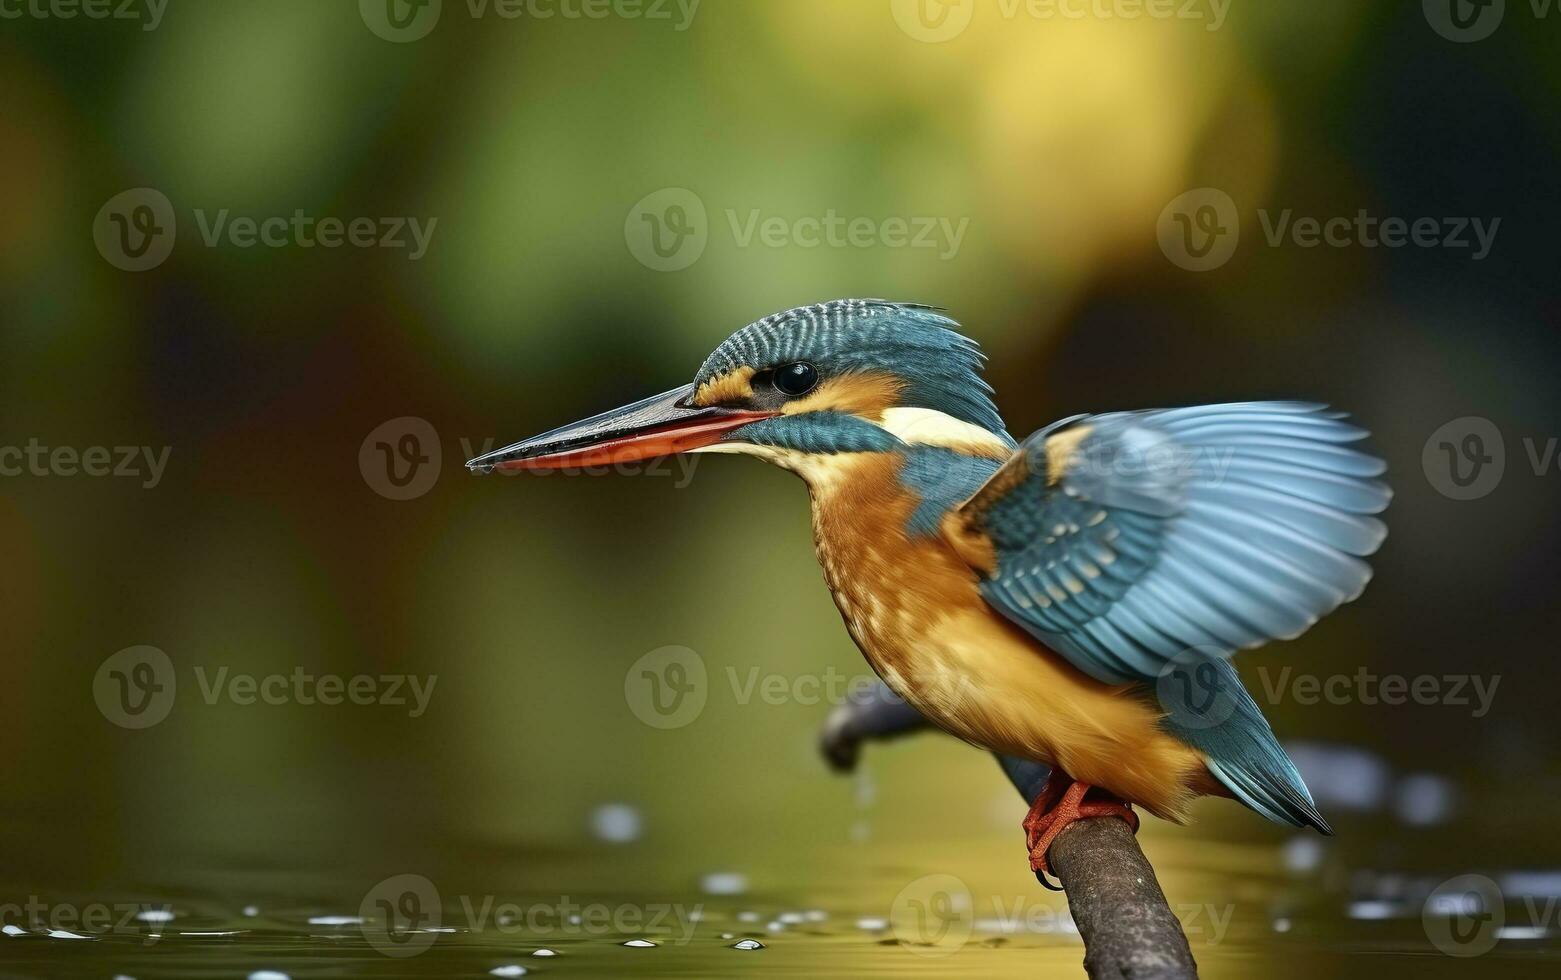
[466, 384, 777, 473]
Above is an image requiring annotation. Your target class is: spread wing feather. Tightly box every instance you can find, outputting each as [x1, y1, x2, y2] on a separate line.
[954, 402, 1389, 684]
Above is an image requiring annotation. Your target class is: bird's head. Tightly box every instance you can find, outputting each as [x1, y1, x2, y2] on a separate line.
[466, 300, 1016, 483]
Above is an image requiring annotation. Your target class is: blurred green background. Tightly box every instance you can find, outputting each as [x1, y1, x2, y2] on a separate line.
[3, 1, 1560, 976]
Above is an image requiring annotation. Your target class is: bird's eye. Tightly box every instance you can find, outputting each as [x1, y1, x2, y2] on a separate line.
[773, 362, 819, 397]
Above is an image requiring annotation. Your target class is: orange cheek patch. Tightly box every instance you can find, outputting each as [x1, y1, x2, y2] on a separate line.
[783, 372, 904, 420]
[692, 365, 756, 406]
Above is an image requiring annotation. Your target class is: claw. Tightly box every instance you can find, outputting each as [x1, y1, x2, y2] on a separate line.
[1023, 779, 1138, 886]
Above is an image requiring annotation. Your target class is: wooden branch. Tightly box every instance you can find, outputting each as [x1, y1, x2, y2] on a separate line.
[821, 682, 1199, 979]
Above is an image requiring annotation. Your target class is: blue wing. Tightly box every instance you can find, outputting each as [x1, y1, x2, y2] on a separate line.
[955, 402, 1390, 685]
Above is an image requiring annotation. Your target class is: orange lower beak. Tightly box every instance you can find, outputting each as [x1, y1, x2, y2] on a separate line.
[466, 385, 776, 473]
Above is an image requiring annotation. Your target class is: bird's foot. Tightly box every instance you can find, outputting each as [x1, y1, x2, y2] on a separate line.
[1023, 780, 1139, 887]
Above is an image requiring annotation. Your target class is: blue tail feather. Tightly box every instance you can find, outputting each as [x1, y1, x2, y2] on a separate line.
[1162, 658, 1331, 834]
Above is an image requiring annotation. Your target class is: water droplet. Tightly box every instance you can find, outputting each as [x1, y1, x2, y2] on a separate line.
[1285, 743, 1389, 811]
[765, 921, 785, 933]
[854, 766, 876, 807]
[531, 948, 557, 957]
[1501, 870, 1561, 898]
[489, 967, 528, 978]
[778, 911, 804, 924]
[1394, 772, 1456, 827]
[1346, 900, 1404, 920]
[804, 909, 828, 922]
[1272, 917, 1292, 933]
[1495, 925, 1551, 940]
[622, 938, 657, 947]
[307, 915, 364, 926]
[736, 911, 759, 923]
[856, 917, 887, 931]
[701, 871, 748, 896]
[719, 932, 734, 939]
[47, 930, 92, 940]
[1281, 835, 1324, 875]
[591, 803, 642, 843]
[242, 905, 260, 917]
[731, 938, 764, 950]
[2, 925, 26, 937]
[248, 972, 290, 980]
[135, 909, 174, 924]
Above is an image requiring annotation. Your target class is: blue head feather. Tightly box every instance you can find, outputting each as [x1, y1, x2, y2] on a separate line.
[695, 300, 1008, 437]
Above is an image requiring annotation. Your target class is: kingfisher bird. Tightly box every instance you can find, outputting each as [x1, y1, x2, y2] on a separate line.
[468, 299, 1389, 879]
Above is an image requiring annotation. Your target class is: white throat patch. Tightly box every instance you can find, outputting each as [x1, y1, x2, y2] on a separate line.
[876, 407, 1012, 454]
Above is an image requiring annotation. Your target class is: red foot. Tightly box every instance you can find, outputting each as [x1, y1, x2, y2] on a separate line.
[1023, 777, 1139, 884]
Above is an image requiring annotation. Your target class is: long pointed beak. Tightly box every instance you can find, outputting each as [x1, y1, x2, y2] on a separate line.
[466, 384, 776, 473]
